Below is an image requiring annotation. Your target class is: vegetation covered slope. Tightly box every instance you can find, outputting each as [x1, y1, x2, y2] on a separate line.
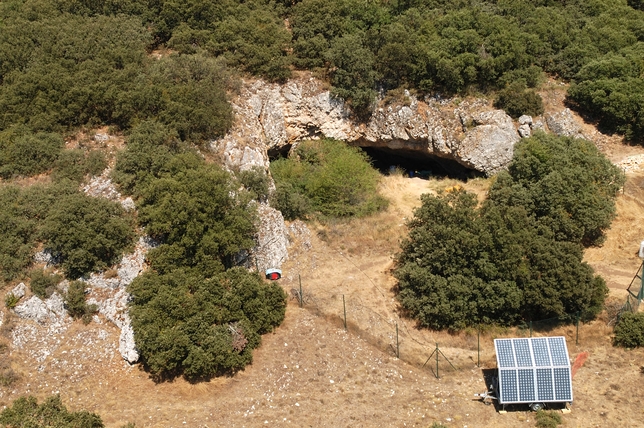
[394, 133, 625, 330]
[113, 122, 286, 380]
[1, 0, 643, 137]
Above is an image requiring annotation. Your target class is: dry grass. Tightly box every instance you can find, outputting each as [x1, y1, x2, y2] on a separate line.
[3, 138, 644, 426]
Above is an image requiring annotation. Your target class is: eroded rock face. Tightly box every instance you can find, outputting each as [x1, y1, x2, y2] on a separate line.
[14, 293, 67, 325]
[210, 77, 521, 176]
[254, 203, 289, 272]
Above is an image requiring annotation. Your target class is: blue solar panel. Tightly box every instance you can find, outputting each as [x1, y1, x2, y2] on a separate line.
[518, 369, 535, 401]
[536, 368, 554, 401]
[514, 339, 533, 367]
[500, 369, 518, 402]
[494, 336, 573, 405]
[532, 338, 551, 366]
[549, 337, 569, 366]
[554, 368, 572, 401]
[496, 339, 516, 368]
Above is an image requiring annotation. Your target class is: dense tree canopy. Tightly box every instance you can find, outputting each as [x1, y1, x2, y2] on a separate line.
[488, 133, 625, 246]
[395, 134, 619, 330]
[129, 267, 286, 379]
[40, 192, 135, 278]
[2, 0, 643, 138]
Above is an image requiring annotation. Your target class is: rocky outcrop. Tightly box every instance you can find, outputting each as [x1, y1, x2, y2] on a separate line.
[545, 108, 586, 140]
[14, 293, 67, 325]
[83, 168, 136, 212]
[210, 78, 522, 176]
[10, 283, 26, 300]
[82, 236, 155, 363]
[253, 203, 289, 272]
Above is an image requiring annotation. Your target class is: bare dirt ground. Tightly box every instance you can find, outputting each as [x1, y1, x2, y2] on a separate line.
[3, 96, 644, 427]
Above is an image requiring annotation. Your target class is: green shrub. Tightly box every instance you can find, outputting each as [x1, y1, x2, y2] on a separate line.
[4, 293, 20, 309]
[40, 193, 135, 278]
[270, 182, 311, 220]
[0, 128, 64, 179]
[613, 312, 644, 348]
[129, 267, 286, 380]
[52, 149, 107, 183]
[535, 410, 562, 428]
[112, 121, 184, 196]
[494, 82, 545, 119]
[395, 134, 618, 330]
[137, 162, 257, 276]
[489, 133, 625, 247]
[238, 166, 270, 203]
[270, 139, 387, 220]
[29, 269, 62, 299]
[0, 395, 104, 427]
[65, 280, 98, 324]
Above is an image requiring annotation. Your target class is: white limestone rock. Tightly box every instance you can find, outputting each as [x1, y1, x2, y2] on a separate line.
[11, 283, 26, 299]
[545, 109, 586, 139]
[518, 124, 532, 138]
[119, 322, 139, 364]
[211, 77, 521, 176]
[254, 203, 289, 272]
[14, 295, 66, 325]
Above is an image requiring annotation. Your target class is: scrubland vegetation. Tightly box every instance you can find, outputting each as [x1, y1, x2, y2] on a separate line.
[395, 133, 624, 329]
[0, 0, 640, 408]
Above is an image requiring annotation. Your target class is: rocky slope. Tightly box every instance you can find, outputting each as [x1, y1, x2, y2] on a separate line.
[1, 76, 593, 371]
[210, 75, 586, 176]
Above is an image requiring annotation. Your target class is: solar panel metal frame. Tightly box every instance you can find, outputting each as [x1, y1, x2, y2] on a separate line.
[494, 336, 573, 405]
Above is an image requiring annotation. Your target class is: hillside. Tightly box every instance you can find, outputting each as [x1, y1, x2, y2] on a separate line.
[2, 140, 644, 427]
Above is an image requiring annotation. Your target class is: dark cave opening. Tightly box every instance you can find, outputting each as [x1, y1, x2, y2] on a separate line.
[360, 146, 483, 180]
[267, 143, 483, 181]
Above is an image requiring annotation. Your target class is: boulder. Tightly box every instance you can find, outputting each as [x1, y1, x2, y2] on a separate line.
[14, 295, 66, 325]
[118, 319, 139, 364]
[545, 109, 586, 139]
[11, 282, 26, 299]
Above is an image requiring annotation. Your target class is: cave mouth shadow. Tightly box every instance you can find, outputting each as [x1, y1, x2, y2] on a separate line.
[361, 146, 483, 180]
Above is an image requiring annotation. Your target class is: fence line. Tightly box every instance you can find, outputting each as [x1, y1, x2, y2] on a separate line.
[288, 278, 603, 377]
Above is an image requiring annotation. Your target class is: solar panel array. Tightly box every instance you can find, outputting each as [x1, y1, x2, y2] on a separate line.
[494, 336, 573, 404]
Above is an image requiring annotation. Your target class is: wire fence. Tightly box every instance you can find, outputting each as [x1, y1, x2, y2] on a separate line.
[286, 275, 608, 378]
[615, 261, 644, 322]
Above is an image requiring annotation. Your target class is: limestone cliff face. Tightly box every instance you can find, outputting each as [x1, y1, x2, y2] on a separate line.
[210, 76, 527, 176]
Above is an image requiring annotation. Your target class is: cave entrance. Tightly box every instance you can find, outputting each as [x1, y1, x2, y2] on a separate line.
[360, 146, 482, 180]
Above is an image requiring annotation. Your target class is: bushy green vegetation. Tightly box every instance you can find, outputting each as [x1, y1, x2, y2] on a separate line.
[129, 267, 286, 379]
[0, 1, 233, 144]
[494, 82, 544, 119]
[613, 312, 644, 348]
[52, 149, 107, 184]
[0, 127, 63, 179]
[2, 0, 642, 138]
[0, 181, 135, 282]
[115, 125, 286, 380]
[287, 0, 644, 131]
[488, 133, 625, 247]
[40, 192, 135, 279]
[395, 134, 621, 330]
[270, 139, 387, 220]
[0, 395, 104, 428]
[65, 280, 99, 324]
[29, 269, 62, 299]
[0, 183, 75, 282]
